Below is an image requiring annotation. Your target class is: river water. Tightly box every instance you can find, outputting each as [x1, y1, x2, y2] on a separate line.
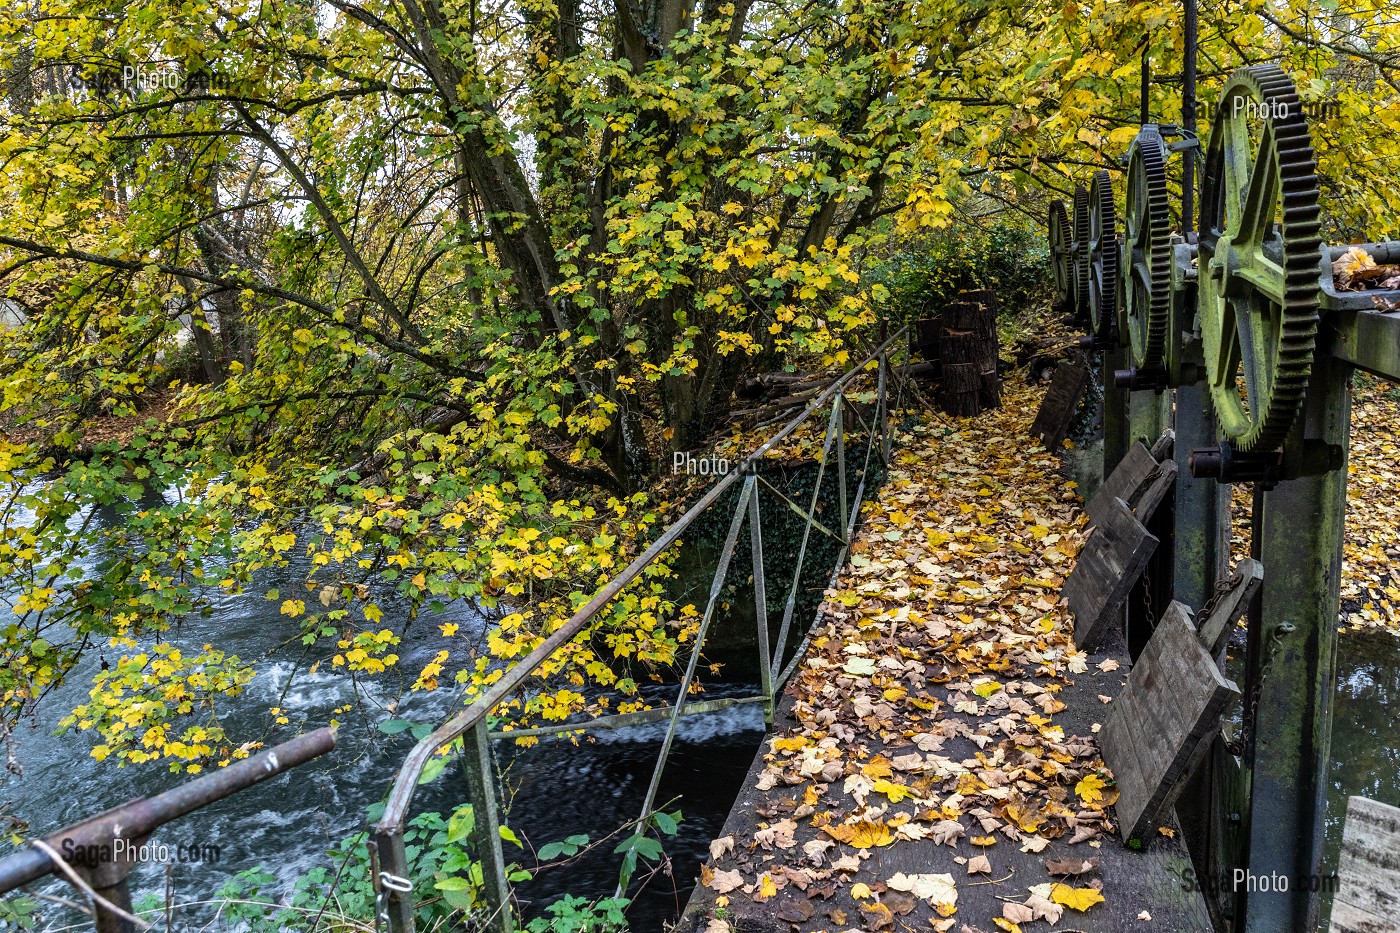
[2, 579, 769, 931]
[0, 467, 828, 924]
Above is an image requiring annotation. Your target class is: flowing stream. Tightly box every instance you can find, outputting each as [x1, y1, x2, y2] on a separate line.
[0, 484, 771, 932]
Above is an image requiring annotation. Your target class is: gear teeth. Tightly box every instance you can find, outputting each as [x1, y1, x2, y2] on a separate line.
[1123, 126, 1172, 371]
[1088, 170, 1118, 339]
[1073, 186, 1092, 322]
[1198, 63, 1322, 454]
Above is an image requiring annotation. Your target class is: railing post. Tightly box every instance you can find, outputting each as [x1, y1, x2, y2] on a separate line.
[835, 392, 848, 538]
[749, 485, 774, 724]
[462, 721, 513, 933]
[769, 403, 843, 679]
[91, 873, 136, 933]
[877, 351, 891, 464]
[372, 826, 416, 933]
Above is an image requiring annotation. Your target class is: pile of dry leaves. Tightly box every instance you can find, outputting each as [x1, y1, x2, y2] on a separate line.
[695, 383, 1135, 933]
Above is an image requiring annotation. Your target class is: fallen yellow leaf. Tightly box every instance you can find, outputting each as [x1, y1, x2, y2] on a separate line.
[1050, 883, 1106, 912]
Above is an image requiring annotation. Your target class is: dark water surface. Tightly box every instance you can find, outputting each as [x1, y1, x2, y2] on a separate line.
[0, 478, 772, 932]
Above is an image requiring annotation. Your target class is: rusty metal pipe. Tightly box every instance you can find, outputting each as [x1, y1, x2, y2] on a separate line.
[0, 728, 336, 894]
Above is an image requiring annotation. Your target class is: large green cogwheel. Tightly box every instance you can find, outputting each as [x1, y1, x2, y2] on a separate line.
[1087, 170, 1118, 339]
[1072, 185, 1091, 321]
[1122, 127, 1172, 372]
[1197, 64, 1323, 454]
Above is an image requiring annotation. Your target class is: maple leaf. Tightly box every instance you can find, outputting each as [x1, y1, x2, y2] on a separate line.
[993, 919, 1023, 933]
[1075, 772, 1107, 804]
[930, 819, 966, 846]
[831, 853, 862, 872]
[1003, 902, 1036, 923]
[886, 871, 958, 912]
[708, 869, 744, 893]
[843, 657, 877, 676]
[823, 819, 894, 848]
[871, 777, 915, 802]
[1026, 892, 1065, 923]
[709, 835, 735, 860]
[1045, 856, 1099, 876]
[859, 901, 895, 930]
[967, 854, 992, 875]
[861, 755, 894, 779]
[1050, 883, 1106, 912]
[774, 894, 816, 923]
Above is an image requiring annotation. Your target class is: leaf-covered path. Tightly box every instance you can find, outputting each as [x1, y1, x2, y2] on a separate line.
[681, 383, 1212, 933]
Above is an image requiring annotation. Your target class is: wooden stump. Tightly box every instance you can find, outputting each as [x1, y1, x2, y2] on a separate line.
[937, 363, 980, 417]
[933, 291, 1001, 417]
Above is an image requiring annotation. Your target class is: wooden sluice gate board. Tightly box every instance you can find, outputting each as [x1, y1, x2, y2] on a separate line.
[1098, 602, 1241, 844]
[1084, 440, 1177, 528]
[1331, 796, 1400, 933]
[1065, 495, 1159, 650]
[1065, 436, 1175, 650]
[1029, 357, 1088, 449]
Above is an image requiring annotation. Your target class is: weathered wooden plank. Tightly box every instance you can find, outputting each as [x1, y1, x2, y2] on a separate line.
[1087, 442, 1160, 527]
[1149, 428, 1175, 461]
[1330, 796, 1400, 933]
[1100, 603, 1240, 843]
[1065, 497, 1158, 650]
[1101, 612, 1200, 794]
[1030, 358, 1088, 449]
[1331, 899, 1399, 933]
[1197, 559, 1264, 658]
[1130, 458, 1177, 525]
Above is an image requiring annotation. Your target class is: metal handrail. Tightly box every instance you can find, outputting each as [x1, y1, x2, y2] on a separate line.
[370, 327, 910, 932]
[0, 728, 337, 933]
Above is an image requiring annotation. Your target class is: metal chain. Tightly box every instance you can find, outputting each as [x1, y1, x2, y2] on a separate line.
[1198, 569, 1242, 625]
[1141, 563, 1156, 630]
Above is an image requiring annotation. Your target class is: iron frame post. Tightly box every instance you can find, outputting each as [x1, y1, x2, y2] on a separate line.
[1238, 353, 1350, 932]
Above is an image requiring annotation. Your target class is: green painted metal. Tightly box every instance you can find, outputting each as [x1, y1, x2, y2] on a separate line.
[1238, 354, 1350, 933]
[1325, 307, 1400, 381]
[1128, 389, 1170, 452]
[1103, 343, 1131, 479]
[1171, 371, 1227, 612]
[1196, 66, 1322, 456]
